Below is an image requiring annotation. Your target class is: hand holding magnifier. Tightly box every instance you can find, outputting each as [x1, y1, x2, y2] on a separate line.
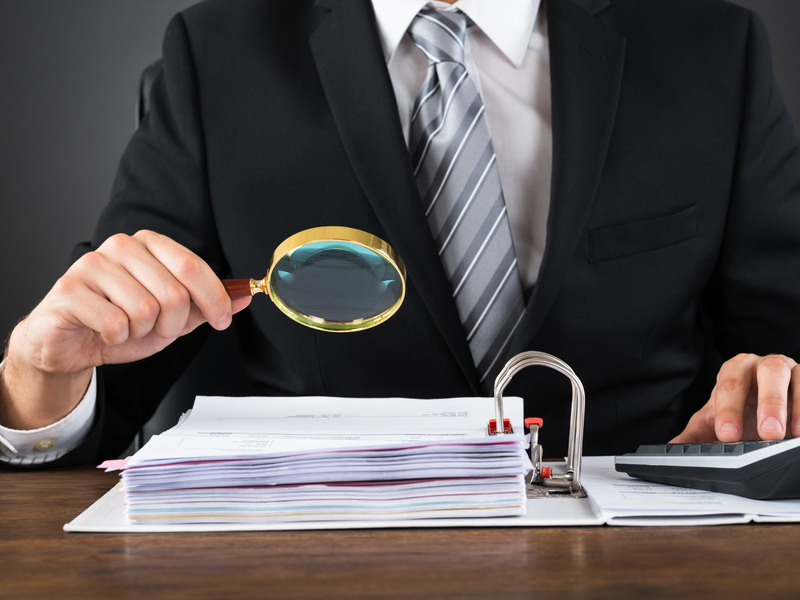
[220, 227, 406, 332]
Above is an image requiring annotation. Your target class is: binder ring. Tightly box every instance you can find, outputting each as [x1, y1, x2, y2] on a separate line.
[493, 351, 585, 493]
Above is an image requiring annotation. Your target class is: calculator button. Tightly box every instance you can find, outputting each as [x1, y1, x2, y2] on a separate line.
[743, 441, 776, 453]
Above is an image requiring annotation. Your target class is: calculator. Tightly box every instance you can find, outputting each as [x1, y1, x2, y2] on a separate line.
[614, 437, 800, 500]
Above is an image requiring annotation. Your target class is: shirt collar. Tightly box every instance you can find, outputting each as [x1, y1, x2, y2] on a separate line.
[371, 0, 541, 68]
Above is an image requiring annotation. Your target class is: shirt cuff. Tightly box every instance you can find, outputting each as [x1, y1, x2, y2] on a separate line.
[0, 363, 97, 465]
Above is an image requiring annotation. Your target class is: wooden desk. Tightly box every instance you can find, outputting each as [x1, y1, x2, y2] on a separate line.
[2, 467, 799, 599]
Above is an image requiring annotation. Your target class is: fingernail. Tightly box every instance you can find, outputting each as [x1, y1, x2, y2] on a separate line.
[720, 423, 739, 436]
[761, 417, 783, 434]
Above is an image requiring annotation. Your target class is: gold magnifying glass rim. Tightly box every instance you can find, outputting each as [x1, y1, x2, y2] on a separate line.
[262, 226, 407, 332]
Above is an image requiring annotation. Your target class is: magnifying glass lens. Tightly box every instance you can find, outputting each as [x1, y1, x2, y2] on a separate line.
[271, 241, 403, 326]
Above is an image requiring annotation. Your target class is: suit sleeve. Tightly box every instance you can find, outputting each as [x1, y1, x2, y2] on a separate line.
[704, 11, 800, 361]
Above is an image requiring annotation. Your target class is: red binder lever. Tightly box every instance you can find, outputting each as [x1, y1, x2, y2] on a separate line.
[487, 418, 512, 434]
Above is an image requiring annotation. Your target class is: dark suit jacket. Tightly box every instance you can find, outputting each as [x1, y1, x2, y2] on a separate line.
[38, 0, 800, 464]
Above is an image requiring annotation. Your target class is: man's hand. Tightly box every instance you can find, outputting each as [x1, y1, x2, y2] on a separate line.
[0, 230, 251, 430]
[672, 353, 800, 444]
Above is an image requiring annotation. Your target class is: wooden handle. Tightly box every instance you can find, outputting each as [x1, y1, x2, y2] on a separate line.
[222, 278, 253, 299]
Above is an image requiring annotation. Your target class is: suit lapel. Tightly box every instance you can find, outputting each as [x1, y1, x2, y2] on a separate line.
[508, 0, 627, 358]
[309, 0, 480, 391]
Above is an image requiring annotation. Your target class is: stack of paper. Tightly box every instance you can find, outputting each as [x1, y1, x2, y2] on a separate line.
[112, 396, 531, 525]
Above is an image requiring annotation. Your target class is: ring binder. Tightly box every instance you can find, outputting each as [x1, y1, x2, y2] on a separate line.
[491, 352, 586, 495]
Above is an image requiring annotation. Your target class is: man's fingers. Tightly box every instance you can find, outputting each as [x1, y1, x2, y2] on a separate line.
[72, 249, 165, 341]
[711, 353, 796, 443]
[57, 251, 162, 344]
[97, 233, 194, 339]
[755, 355, 795, 440]
[47, 274, 131, 348]
[132, 230, 231, 330]
[712, 354, 757, 442]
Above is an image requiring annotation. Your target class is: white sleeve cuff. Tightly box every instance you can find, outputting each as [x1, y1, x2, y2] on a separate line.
[0, 364, 97, 466]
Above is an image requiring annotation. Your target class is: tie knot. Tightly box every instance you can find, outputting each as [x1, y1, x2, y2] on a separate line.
[408, 8, 469, 66]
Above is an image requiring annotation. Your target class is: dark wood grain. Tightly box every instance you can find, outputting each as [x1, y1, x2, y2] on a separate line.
[2, 467, 799, 599]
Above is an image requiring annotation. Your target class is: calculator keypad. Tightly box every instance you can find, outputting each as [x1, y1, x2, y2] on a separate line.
[636, 441, 782, 456]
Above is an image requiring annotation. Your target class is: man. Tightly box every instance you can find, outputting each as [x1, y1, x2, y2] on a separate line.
[1, 0, 799, 466]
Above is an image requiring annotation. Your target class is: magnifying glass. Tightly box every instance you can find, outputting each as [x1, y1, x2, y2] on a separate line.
[220, 226, 406, 332]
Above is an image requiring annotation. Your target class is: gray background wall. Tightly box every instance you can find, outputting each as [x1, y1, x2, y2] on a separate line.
[1, 0, 798, 346]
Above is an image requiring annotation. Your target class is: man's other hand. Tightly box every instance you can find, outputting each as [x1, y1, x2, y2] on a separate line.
[672, 353, 800, 444]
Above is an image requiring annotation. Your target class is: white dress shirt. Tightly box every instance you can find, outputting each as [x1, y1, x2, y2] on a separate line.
[0, 0, 552, 463]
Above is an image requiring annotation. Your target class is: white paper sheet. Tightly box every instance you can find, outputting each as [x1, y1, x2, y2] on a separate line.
[581, 456, 800, 525]
[124, 395, 526, 465]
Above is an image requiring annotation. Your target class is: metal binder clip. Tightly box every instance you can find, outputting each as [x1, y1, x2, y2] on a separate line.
[490, 351, 586, 495]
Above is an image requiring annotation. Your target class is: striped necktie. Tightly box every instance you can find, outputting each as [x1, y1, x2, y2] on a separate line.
[408, 8, 525, 388]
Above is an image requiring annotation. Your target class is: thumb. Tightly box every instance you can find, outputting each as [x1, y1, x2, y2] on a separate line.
[230, 295, 252, 315]
[182, 294, 252, 336]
